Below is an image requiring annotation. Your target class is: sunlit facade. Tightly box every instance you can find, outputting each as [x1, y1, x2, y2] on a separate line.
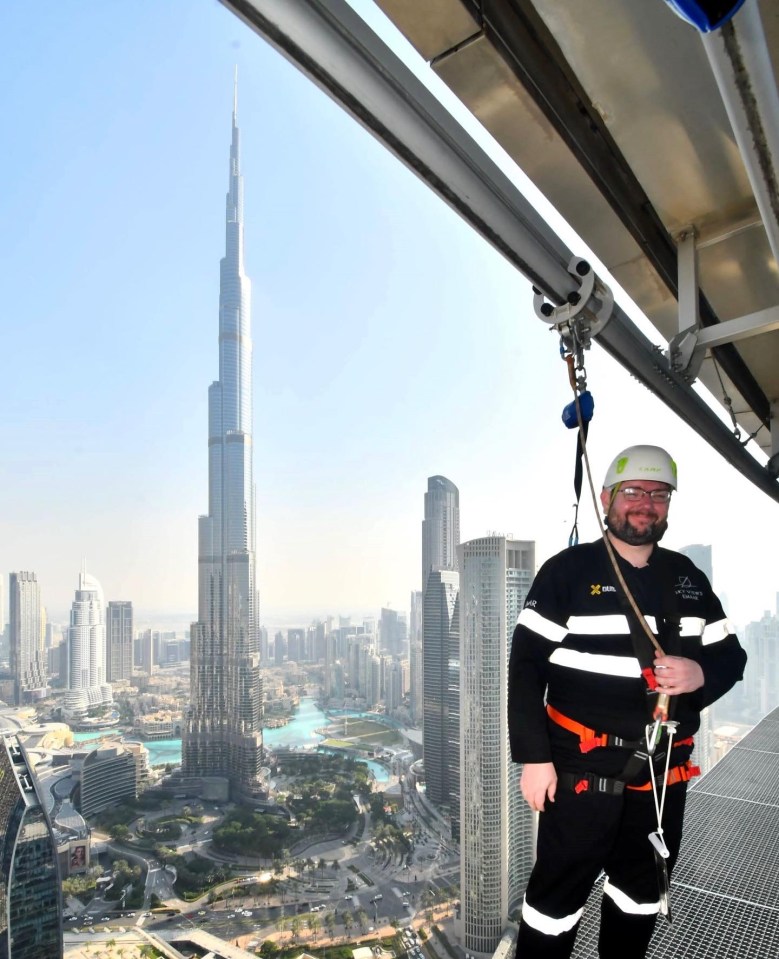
[64, 569, 111, 717]
[0, 736, 62, 957]
[183, 81, 263, 798]
[458, 536, 535, 957]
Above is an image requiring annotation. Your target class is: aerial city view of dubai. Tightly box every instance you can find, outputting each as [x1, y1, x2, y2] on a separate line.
[1, 2, 778, 958]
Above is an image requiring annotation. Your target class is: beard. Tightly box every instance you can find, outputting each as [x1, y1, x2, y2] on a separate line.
[606, 510, 668, 546]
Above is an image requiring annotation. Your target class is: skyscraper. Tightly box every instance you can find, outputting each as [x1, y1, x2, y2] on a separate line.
[419, 475, 460, 783]
[380, 606, 407, 657]
[679, 543, 713, 584]
[409, 589, 423, 725]
[0, 735, 63, 957]
[423, 569, 459, 814]
[9, 571, 45, 705]
[458, 536, 535, 957]
[183, 78, 264, 799]
[105, 600, 133, 683]
[422, 475, 460, 591]
[65, 568, 111, 718]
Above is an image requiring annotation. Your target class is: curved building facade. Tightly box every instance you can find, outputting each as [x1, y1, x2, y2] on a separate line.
[0, 736, 63, 957]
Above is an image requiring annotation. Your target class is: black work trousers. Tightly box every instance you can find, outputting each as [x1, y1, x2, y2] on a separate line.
[517, 781, 687, 959]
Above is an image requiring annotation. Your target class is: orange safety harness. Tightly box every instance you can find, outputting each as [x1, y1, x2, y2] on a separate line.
[546, 703, 701, 794]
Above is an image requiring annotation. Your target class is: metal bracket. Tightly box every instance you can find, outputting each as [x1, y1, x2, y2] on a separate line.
[670, 305, 779, 381]
[669, 229, 779, 381]
[533, 256, 614, 348]
[667, 229, 706, 382]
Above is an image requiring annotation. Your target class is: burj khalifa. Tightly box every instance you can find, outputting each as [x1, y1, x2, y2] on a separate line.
[183, 80, 264, 799]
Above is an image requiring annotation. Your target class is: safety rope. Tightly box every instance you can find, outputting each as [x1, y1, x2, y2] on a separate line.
[563, 349, 678, 919]
[561, 338, 670, 726]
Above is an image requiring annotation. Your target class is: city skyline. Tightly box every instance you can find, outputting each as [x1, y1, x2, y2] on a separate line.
[2, 1, 778, 633]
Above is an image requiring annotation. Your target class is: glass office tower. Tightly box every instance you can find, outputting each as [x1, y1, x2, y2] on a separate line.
[0, 736, 62, 958]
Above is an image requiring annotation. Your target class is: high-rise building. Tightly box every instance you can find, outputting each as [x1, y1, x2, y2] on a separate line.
[72, 741, 149, 818]
[409, 590, 424, 725]
[106, 601, 133, 683]
[422, 476, 460, 592]
[183, 79, 264, 799]
[424, 476, 460, 788]
[458, 536, 535, 957]
[679, 543, 713, 584]
[9, 571, 46, 705]
[0, 736, 63, 956]
[380, 607, 407, 657]
[65, 568, 111, 718]
[423, 569, 459, 813]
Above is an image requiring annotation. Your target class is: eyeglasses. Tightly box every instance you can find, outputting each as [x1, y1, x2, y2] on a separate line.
[618, 486, 672, 503]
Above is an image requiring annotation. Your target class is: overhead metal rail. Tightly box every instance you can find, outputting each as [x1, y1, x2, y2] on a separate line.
[222, 0, 779, 503]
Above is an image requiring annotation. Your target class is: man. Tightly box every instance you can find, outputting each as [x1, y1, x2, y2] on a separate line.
[508, 444, 746, 958]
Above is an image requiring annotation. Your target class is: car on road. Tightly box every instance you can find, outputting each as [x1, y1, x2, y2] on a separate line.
[344, 895, 353, 901]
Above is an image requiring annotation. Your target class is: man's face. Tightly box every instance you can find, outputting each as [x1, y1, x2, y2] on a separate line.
[600, 481, 672, 546]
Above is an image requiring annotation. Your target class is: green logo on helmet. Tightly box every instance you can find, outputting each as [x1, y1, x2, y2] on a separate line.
[615, 457, 629, 475]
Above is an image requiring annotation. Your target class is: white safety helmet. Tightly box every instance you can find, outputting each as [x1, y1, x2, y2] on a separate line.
[603, 445, 678, 490]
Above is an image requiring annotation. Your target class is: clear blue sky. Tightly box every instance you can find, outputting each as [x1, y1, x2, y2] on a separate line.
[1, 1, 776, 631]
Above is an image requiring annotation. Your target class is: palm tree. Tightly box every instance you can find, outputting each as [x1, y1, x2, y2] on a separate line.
[324, 911, 336, 941]
[318, 857, 327, 876]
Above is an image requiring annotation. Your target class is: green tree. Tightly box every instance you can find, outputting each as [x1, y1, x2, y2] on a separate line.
[110, 823, 131, 842]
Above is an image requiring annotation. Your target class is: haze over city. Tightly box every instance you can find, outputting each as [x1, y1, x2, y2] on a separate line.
[2, 0, 777, 632]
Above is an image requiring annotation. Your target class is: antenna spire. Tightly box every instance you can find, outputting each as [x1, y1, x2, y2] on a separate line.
[233, 65, 238, 119]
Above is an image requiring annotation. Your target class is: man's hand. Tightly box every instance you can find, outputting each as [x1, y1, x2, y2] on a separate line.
[521, 762, 557, 812]
[653, 655, 704, 695]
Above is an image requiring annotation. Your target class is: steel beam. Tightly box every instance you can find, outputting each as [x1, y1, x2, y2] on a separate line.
[221, 0, 779, 502]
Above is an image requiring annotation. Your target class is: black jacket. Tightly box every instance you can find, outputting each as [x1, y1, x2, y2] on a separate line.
[508, 539, 747, 778]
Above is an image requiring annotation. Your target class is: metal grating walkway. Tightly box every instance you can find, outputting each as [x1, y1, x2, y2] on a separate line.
[571, 705, 779, 958]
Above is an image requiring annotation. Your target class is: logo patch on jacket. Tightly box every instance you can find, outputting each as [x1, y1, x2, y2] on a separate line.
[675, 576, 703, 601]
[590, 584, 616, 595]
